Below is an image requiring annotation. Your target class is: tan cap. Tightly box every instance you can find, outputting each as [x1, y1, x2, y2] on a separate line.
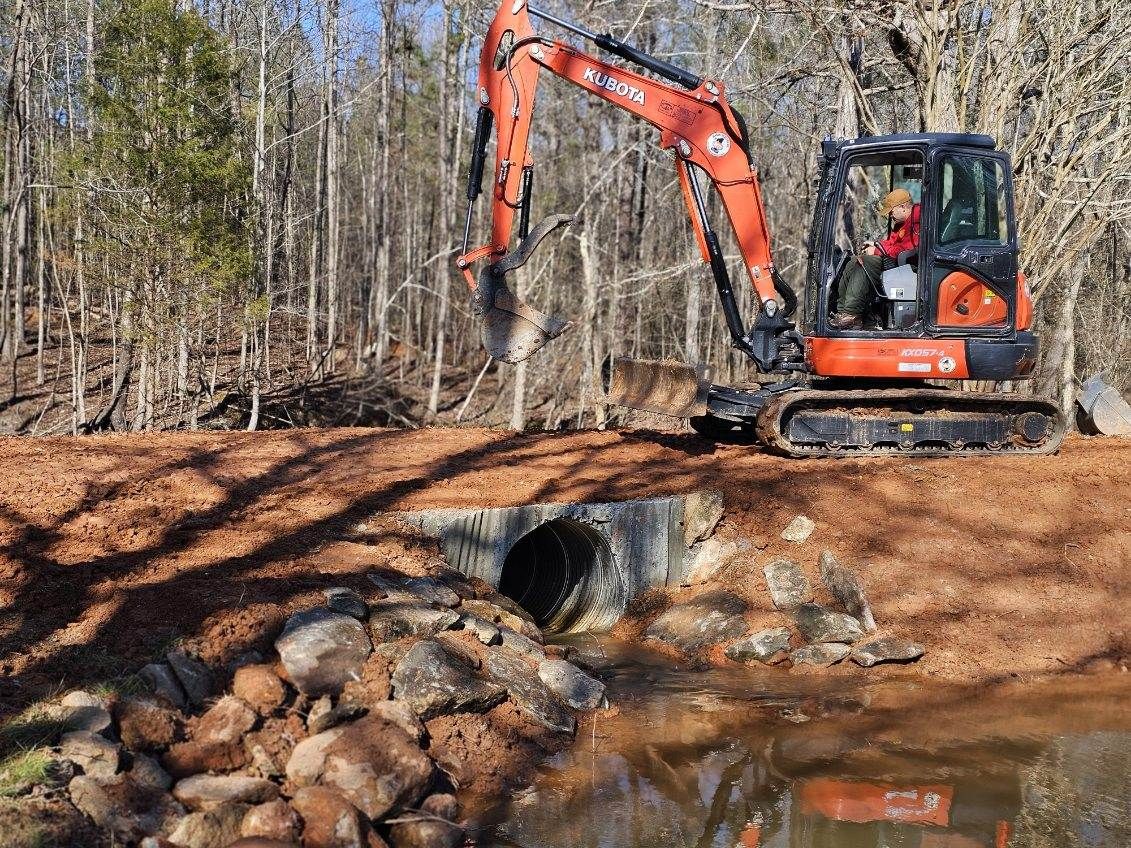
[878, 188, 913, 216]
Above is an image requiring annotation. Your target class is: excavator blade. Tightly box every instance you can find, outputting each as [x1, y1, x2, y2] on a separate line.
[472, 214, 573, 364]
[602, 356, 712, 418]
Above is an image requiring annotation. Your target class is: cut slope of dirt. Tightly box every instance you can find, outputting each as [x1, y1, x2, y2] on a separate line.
[0, 428, 1127, 716]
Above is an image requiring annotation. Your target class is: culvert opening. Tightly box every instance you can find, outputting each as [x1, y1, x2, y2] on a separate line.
[498, 518, 625, 634]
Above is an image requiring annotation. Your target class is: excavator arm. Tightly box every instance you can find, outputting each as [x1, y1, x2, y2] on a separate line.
[457, 0, 797, 366]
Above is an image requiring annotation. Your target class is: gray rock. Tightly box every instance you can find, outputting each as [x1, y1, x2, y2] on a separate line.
[59, 730, 121, 778]
[456, 613, 502, 645]
[794, 603, 865, 644]
[819, 550, 877, 632]
[791, 643, 852, 667]
[485, 648, 575, 735]
[54, 702, 113, 735]
[321, 715, 434, 819]
[682, 536, 740, 585]
[368, 700, 427, 743]
[389, 792, 463, 848]
[644, 590, 749, 651]
[324, 586, 369, 620]
[763, 559, 813, 609]
[60, 690, 105, 709]
[166, 650, 216, 708]
[499, 627, 545, 659]
[129, 753, 173, 792]
[460, 598, 543, 643]
[850, 637, 925, 667]
[391, 639, 506, 720]
[404, 576, 461, 607]
[781, 515, 816, 543]
[538, 659, 605, 710]
[368, 599, 460, 643]
[284, 727, 346, 788]
[275, 608, 372, 696]
[167, 802, 250, 848]
[682, 489, 725, 546]
[172, 774, 279, 811]
[140, 662, 189, 710]
[307, 698, 364, 735]
[68, 774, 184, 844]
[725, 627, 793, 663]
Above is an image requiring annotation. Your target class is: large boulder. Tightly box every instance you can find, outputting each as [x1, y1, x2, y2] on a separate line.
[290, 785, 387, 848]
[819, 550, 877, 632]
[682, 489, 725, 546]
[484, 648, 575, 735]
[68, 773, 184, 845]
[167, 802, 250, 848]
[537, 659, 605, 710]
[53, 691, 113, 735]
[725, 627, 793, 663]
[645, 590, 748, 651]
[172, 774, 279, 811]
[59, 730, 121, 779]
[794, 604, 865, 644]
[163, 697, 258, 778]
[232, 665, 287, 716]
[367, 600, 459, 643]
[284, 727, 345, 788]
[320, 716, 434, 820]
[762, 559, 813, 610]
[682, 536, 740, 586]
[275, 608, 372, 696]
[240, 799, 301, 843]
[390, 640, 506, 720]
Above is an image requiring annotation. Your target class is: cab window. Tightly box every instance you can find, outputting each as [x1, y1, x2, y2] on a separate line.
[937, 155, 1009, 246]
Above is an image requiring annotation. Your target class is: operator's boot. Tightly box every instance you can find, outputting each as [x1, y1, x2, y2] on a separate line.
[829, 312, 863, 330]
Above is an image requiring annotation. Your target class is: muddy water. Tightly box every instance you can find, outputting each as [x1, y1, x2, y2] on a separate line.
[484, 639, 1131, 848]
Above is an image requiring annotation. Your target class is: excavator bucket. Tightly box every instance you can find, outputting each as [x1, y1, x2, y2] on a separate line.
[1077, 372, 1131, 436]
[472, 214, 573, 364]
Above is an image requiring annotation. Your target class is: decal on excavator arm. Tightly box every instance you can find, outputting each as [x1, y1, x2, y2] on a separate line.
[582, 67, 646, 105]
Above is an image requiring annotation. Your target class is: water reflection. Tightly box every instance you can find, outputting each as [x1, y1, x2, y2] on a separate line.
[486, 641, 1131, 848]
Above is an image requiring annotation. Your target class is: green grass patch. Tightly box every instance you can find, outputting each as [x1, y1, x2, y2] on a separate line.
[0, 706, 68, 798]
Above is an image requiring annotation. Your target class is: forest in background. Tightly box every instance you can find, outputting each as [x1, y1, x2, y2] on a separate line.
[0, 0, 1128, 435]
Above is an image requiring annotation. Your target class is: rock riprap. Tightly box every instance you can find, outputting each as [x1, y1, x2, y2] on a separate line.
[725, 627, 793, 663]
[819, 550, 877, 632]
[275, 608, 372, 696]
[851, 637, 926, 667]
[390, 639, 506, 720]
[645, 590, 749, 651]
[793, 603, 865, 644]
[763, 559, 813, 609]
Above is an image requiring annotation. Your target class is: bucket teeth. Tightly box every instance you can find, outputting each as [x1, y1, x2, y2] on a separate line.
[472, 213, 573, 364]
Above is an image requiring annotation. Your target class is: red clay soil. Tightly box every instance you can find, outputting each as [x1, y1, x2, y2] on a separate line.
[0, 428, 1127, 717]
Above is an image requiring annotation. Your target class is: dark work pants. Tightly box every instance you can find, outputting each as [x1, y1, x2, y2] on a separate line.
[837, 254, 883, 315]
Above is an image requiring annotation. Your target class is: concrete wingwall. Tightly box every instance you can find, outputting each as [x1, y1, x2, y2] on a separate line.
[397, 493, 715, 633]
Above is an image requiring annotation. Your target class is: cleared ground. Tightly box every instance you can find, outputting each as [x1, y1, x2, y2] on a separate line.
[0, 428, 1127, 717]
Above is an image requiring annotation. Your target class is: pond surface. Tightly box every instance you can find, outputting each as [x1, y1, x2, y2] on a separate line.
[484, 639, 1130, 848]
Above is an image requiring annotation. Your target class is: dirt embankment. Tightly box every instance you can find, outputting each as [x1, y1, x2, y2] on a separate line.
[0, 427, 1127, 709]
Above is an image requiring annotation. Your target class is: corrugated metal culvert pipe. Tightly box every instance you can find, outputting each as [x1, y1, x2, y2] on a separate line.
[498, 519, 625, 634]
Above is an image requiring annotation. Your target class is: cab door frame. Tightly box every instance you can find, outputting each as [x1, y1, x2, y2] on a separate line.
[922, 146, 1019, 337]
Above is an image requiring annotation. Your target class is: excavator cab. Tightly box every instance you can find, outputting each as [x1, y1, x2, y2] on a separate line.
[808, 134, 1027, 348]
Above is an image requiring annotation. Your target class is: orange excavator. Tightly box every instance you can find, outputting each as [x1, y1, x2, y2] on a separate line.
[455, 0, 1063, 457]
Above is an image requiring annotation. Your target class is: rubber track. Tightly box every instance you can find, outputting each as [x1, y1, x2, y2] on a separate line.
[753, 388, 1065, 458]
